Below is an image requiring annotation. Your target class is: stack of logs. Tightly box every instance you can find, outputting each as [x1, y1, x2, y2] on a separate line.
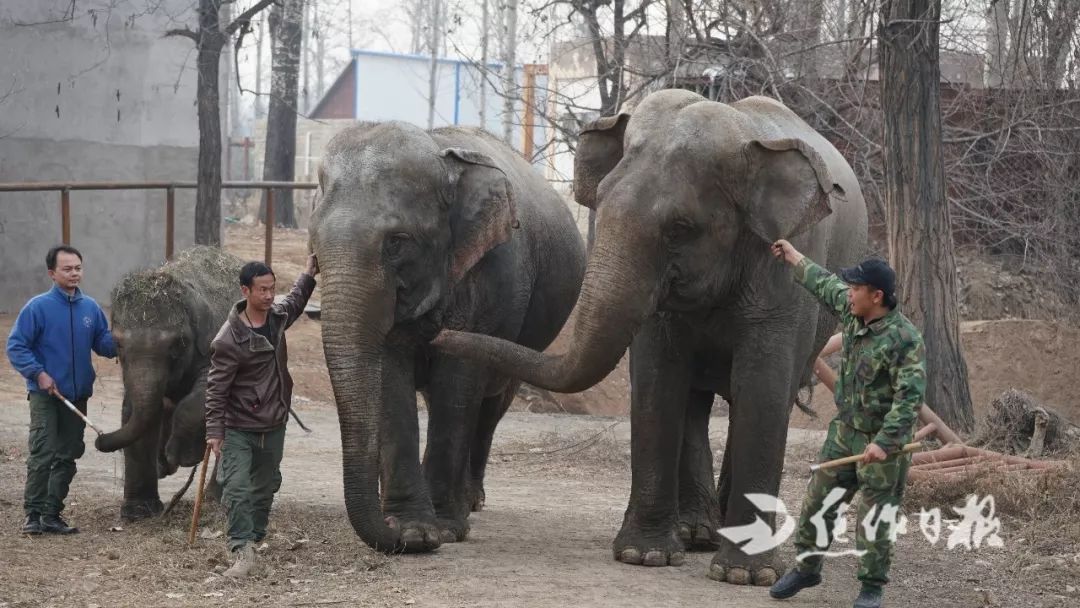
[907, 400, 1070, 482]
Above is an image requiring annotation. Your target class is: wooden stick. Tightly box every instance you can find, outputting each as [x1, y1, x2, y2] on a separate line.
[57, 394, 104, 435]
[188, 444, 212, 546]
[810, 442, 924, 472]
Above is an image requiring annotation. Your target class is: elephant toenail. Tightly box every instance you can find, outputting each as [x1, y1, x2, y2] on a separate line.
[708, 564, 727, 582]
[752, 567, 779, 586]
[643, 550, 668, 566]
[438, 529, 457, 544]
[618, 548, 643, 564]
[401, 528, 425, 545]
[726, 566, 751, 585]
[669, 551, 686, 567]
[677, 524, 691, 541]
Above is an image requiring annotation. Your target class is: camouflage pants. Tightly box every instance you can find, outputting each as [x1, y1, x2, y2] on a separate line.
[793, 418, 911, 591]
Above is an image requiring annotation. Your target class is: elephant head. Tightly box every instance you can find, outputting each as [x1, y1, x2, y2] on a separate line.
[309, 122, 517, 552]
[435, 90, 843, 392]
[96, 273, 212, 456]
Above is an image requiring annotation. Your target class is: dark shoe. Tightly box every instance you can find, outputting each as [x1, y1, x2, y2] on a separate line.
[768, 569, 822, 599]
[853, 587, 883, 608]
[40, 514, 79, 535]
[22, 513, 42, 535]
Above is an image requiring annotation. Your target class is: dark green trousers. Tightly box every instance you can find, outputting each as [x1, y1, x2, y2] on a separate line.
[220, 426, 286, 552]
[793, 419, 911, 592]
[24, 392, 87, 517]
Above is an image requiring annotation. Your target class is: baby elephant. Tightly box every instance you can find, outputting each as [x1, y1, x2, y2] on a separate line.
[95, 246, 243, 520]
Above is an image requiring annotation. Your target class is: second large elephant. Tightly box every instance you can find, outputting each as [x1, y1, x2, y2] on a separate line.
[95, 247, 243, 520]
[436, 90, 868, 583]
[310, 122, 585, 553]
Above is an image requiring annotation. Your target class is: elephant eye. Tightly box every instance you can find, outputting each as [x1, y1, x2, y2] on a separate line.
[385, 232, 412, 258]
[664, 220, 695, 245]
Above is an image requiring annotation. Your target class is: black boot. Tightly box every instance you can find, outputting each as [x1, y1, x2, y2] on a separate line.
[40, 514, 79, 535]
[22, 513, 42, 535]
[768, 569, 822, 599]
[853, 586, 883, 608]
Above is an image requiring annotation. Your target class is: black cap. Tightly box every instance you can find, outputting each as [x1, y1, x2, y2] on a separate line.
[839, 257, 897, 307]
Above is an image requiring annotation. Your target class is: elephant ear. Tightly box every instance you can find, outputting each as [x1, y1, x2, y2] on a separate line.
[185, 288, 218, 359]
[739, 138, 843, 242]
[440, 148, 519, 284]
[573, 113, 630, 209]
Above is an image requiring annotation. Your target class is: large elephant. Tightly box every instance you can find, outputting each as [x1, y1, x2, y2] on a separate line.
[309, 122, 585, 554]
[435, 90, 868, 583]
[95, 247, 243, 520]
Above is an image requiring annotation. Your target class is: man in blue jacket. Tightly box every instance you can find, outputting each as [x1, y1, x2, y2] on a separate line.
[6, 245, 116, 535]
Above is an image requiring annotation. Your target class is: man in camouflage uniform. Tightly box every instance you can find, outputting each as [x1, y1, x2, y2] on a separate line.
[768, 240, 926, 608]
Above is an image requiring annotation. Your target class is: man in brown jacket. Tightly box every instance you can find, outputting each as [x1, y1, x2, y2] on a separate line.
[206, 256, 317, 578]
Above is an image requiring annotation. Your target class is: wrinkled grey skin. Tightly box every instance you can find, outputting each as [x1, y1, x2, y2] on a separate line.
[435, 91, 868, 583]
[309, 122, 585, 554]
[95, 247, 243, 521]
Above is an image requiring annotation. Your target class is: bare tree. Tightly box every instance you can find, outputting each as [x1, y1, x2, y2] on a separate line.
[880, 0, 974, 431]
[167, 0, 278, 246]
[428, 0, 443, 130]
[501, 0, 519, 144]
[260, 0, 306, 229]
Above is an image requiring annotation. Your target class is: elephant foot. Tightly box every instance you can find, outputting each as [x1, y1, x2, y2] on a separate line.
[677, 510, 721, 551]
[121, 498, 164, 522]
[386, 515, 442, 553]
[613, 523, 685, 567]
[436, 517, 470, 544]
[468, 485, 485, 512]
[707, 540, 783, 586]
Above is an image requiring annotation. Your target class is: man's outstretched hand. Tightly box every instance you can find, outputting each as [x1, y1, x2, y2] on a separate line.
[771, 239, 805, 266]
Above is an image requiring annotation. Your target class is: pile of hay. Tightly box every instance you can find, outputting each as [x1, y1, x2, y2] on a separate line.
[112, 246, 244, 330]
[971, 389, 1080, 457]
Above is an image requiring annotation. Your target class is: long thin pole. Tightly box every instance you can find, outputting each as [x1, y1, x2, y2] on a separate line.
[60, 188, 70, 244]
[188, 444, 213, 546]
[264, 188, 274, 264]
[165, 186, 175, 261]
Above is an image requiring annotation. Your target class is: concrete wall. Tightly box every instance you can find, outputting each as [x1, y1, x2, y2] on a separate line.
[0, 1, 201, 313]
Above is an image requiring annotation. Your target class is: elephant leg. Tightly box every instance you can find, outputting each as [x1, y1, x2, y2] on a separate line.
[613, 317, 692, 568]
[423, 356, 487, 543]
[708, 333, 795, 587]
[468, 381, 517, 512]
[379, 344, 441, 553]
[677, 389, 721, 551]
[119, 396, 164, 521]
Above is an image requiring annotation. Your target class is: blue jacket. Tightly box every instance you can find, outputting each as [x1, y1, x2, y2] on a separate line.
[6, 284, 117, 401]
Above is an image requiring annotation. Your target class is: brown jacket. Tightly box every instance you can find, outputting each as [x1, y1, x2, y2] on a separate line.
[205, 273, 316, 438]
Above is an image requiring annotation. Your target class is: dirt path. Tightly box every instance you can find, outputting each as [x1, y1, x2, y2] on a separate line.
[3, 396, 1068, 608]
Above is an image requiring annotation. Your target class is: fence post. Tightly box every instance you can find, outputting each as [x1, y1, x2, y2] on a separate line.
[60, 188, 71, 245]
[165, 186, 175, 261]
[264, 188, 274, 265]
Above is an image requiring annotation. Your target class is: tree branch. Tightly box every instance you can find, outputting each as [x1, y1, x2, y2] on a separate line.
[164, 27, 199, 41]
[225, 0, 280, 36]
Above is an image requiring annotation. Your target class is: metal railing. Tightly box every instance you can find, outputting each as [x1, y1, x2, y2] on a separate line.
[0, 181, 318, 265]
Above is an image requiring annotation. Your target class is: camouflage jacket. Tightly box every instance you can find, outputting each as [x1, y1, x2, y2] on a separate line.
[794, 258, 927, 451]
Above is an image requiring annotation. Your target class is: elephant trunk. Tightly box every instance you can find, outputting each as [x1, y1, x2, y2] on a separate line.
[96, 369, 165, 453]
[320, 254, 402, 552]
[435, 222, 657, 393]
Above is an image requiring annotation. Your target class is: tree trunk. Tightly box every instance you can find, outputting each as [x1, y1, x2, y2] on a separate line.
[255, 16, 265, 118]
[501, 0, 518, 145]
[985, 0, 1009, 87]
[426, 0, 441, 130]
[479, 0, 488, 130]
[260, 0, 305, 229]
[195, 3, 226, 246]
[880, 0, 975, 432]
[314, 0, 325, 100]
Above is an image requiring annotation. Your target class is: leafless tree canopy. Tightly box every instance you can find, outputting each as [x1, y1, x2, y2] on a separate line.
[488, 0, 1080, 305]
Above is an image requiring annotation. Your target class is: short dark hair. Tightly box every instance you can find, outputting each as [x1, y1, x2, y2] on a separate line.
[239, 261, 275, 287]
[46, 245, 83, 270]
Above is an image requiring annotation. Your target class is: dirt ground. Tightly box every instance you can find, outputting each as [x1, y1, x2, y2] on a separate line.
[1, 225, 1078, 607]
